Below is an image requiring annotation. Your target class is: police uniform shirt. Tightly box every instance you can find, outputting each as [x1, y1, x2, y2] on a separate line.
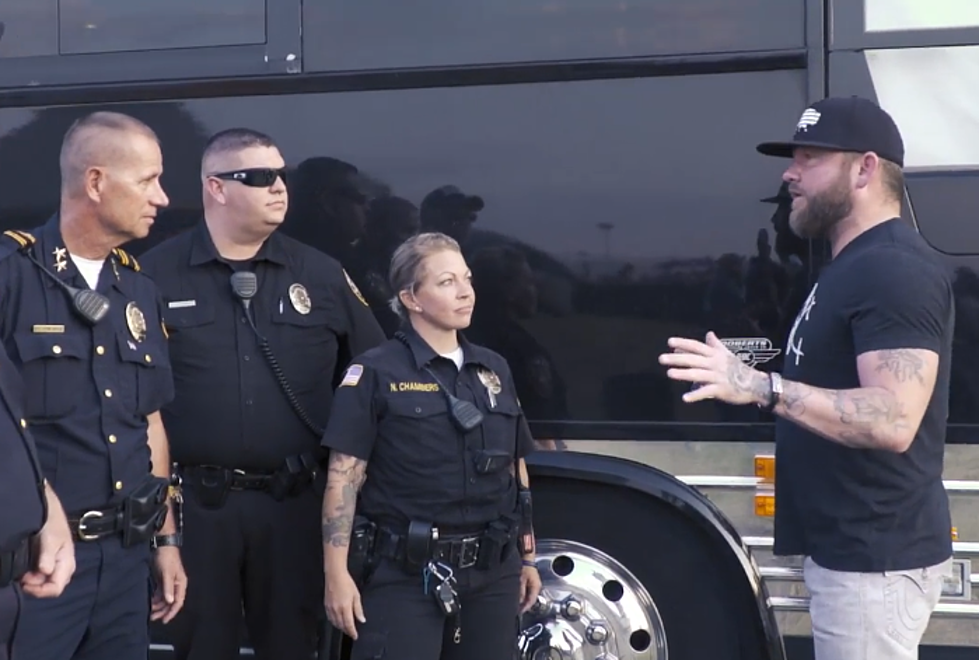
[0, 342, 46, 552]
[0, 218, 174, 512]
[320, 327, 537, 528]
[139, 221, 386, 470]
[774, 218, 954, 573]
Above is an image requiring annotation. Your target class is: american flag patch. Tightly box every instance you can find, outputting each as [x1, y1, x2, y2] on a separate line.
[340, 364, 363, 387]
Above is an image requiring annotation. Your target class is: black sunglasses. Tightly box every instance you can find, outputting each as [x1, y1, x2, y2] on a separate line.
[210, 167, 288, 187]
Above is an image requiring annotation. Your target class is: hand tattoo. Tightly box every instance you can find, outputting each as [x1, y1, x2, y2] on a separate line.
[322, 452, 367, 548]
[725, 355, 769, 404]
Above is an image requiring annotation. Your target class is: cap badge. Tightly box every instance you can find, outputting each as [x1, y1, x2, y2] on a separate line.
[796, 108, 821, 133]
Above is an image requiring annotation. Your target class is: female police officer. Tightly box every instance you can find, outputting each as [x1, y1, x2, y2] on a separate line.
[319, 232, 542, 659]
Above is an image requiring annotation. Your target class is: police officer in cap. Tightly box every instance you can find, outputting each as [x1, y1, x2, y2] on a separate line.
[2, 111, 187, 660]
[0, 343, 76, 660]
[321, 232, 542, 660]
[140, 128, 385, 660]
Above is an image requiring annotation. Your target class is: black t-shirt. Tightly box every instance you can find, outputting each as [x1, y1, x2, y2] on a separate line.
[774, 218, 954, 572]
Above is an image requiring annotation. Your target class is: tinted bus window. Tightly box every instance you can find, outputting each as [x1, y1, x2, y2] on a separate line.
[0, 69, 808, 432]
[304, 0, 806, 71]
[0, 3, 58, 58]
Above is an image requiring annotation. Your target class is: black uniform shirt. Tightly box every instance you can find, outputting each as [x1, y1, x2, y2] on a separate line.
[0, 342, 46, 552]
[320, 326, 537, 529]
[0, 217, 174, 512]
[774, 218, 954, 572]
[140, 221, 386, 470]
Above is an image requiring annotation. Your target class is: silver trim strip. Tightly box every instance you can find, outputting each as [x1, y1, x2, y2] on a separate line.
[769, 596, 979, 617]
[678, 475, 979, 493]
[760, 565, 979, 586]
[745, 536, 979, 555]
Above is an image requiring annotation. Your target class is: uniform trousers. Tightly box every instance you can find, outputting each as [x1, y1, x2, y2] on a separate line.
[804, 555, 952, 660]
[169, 483, 324, 660]
[13, 536, 151, 660]
[0, 585, 18, 660]
[350, 549, 522, 660]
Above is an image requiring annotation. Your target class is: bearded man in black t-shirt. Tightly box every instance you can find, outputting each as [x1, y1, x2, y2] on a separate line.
[660, 95, 954, 660]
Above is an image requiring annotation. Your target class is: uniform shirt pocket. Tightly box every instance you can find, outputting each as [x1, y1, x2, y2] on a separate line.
[269, 305, 340, 393]
[116, 334, 168, 416]
[481, 395, 521, 452]
[13, 331, 88, 420]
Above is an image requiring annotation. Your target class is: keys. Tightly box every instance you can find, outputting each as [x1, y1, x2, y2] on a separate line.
[488, 390, 497, 408]
[425, 561, 462, 643]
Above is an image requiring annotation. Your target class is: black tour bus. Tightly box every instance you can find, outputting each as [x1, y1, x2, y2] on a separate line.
[1, 1, 978, 659]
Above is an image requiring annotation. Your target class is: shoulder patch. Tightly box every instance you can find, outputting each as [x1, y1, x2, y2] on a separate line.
[112, 247, 141, 272]
[343, 269, 369, 307]
[340, 363, 364, 387]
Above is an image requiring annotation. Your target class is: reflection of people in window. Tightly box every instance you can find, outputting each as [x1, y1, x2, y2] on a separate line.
[419, 184, 483, 247]
[467, 245, 568, 450]
[347, 195, 421, 337]
[282, 156, 369, 265]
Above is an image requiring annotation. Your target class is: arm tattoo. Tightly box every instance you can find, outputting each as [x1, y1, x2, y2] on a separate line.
[322, 452, 367, 548]
[776, 381, 908, 450]
[874, 349, 925, 385]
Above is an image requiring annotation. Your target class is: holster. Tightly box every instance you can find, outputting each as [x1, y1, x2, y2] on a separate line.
[189, 467, 233, 510]
[475, 518, 514, 570]
[404, 521, 434, 573]
[347, 516, 378, 587]
[269, 452, 319, 501]
[122, 476, 170, 548]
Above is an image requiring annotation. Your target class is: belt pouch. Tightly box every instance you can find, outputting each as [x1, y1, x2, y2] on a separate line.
[122, 476, 169, 547]
[190, 467, 233, 509]
[476, 520, 510, 570]
[404, 521, 433, 573]
[347, 516, 378, 586]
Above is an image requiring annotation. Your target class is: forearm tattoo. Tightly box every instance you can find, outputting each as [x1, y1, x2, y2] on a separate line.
[322, 452, 367, 548]
[725, 355, 771, 402]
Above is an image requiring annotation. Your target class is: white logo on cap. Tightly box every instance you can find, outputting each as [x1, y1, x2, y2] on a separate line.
[796, 108, 821, 133]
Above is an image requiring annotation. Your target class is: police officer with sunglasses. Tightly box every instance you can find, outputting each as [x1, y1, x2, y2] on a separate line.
[321, 232, 542, 660]
[140, 128, 386, 660]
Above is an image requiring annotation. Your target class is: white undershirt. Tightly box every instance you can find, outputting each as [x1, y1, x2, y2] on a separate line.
[70, 254, 105, 290]
[440, 346, 464, 370]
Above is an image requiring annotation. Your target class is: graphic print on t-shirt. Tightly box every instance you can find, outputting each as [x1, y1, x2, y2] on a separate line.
[786, 283, 818, 367]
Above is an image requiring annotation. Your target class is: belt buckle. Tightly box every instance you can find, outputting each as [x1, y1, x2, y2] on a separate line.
[456, 536, 480, 569]
[76, 510, 104, 542]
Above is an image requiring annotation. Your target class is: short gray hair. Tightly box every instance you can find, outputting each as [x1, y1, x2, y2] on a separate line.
[388, 232, 462, 319]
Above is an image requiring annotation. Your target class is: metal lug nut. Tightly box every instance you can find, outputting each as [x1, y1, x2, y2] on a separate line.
[586, 622, 609, 644]
[561, 596, 583, 619]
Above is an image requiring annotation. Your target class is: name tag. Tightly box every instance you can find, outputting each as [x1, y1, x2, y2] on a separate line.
[32, 324, 65, 334]
[390, 382, 440, 393]
[167, 300, 197, 309]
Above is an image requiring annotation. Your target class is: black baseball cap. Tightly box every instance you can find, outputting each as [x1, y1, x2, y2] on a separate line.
[756, 96, 905, 167]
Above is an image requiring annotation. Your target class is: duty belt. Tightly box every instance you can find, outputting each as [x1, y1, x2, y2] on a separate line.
[181, 465, 275, 491]
[68, 504, 124, 542]
[0, 536, 33, 588]
[375, 527, 484, 570]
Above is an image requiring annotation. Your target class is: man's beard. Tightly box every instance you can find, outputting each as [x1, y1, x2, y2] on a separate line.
[789, 176, 852, 239]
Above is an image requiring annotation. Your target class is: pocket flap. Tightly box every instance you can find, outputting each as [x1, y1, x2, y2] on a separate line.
[162, 299, 215, 329]
[386, 395, 447, 418]
[116, 334, 160, 368]
[14, 331, 87, 362]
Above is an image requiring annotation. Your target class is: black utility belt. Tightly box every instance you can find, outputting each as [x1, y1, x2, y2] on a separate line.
[370, 518, 517, 572]
[0, 535, 33, 588]
[68, 476, 170, 547]
[181, 453, 319, 509]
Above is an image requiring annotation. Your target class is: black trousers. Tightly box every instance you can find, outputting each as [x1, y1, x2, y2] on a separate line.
[13, 537, 150, 660]
[350, 549, 521, 660]
[169, 484, 325, 660]
[0, 585, 17, 660]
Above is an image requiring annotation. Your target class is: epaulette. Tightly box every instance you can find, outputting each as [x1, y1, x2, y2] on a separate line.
[111, 247, 141, 272]
[1, 230, 35, 249]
